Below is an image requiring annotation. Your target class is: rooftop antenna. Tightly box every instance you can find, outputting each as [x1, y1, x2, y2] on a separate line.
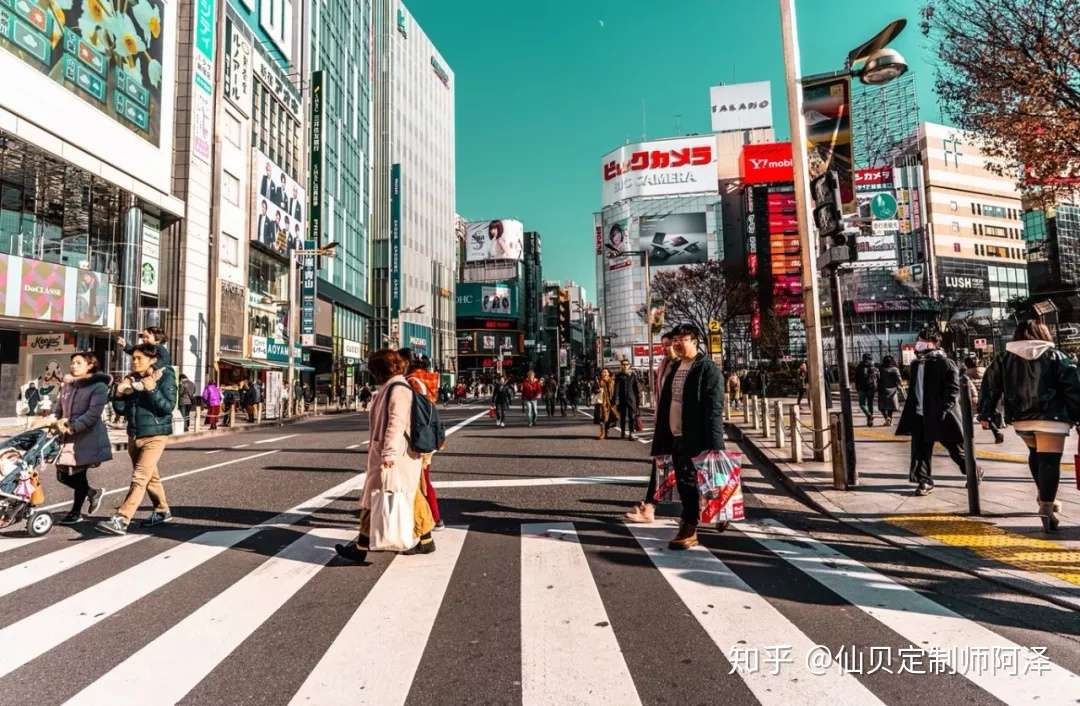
[641, 99, 647, 141]
[674, 113, 683, 134]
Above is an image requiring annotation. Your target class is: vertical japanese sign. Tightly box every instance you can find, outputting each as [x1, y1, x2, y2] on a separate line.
[302, 71, 323, 348]
[390, 163, 402, 319]
[192, 0, 217, 164]
[301, 240, 316, 347]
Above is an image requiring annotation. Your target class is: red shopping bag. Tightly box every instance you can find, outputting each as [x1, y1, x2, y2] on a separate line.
[693, 450, 744, 524]
[487, 406, 496, 419]
[1075, 454, 1080, 490]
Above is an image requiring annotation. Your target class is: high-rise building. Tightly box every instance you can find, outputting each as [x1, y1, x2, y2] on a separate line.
[1022, 200, 1080, 345]
[851, 73, 920, 169]
[372, 0, 456, 372]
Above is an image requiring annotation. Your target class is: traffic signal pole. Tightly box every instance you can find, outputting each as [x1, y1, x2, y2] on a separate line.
[829, 266, 858, 485]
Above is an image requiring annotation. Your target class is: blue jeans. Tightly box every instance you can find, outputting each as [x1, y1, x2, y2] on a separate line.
[858, 390, 875, 420]
[524, 400, 538, 425]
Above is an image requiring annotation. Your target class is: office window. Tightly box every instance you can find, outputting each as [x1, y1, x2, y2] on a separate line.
[950, 200, 958, 211]
[985, 225, 1008, 237]
[953, 242, 961, 252]
[223, 111, 241, 148]
[951, 221, 960, 233]
[223, 171, 240, 206]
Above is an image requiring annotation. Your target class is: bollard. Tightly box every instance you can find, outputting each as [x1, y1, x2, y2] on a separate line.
[741, 395, 749, 423]
[829, 412, 845, 490]
[762, 397, 772, 438]
[790, 405, 803, 463]
[749, 396, 758, 429]
[724, 395, 731, 421]
[193, 408, 201, 434]
[775, 401, 785, 449]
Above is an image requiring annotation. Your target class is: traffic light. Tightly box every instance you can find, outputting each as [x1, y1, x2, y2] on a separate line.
[558, 289, 571, 340]
[810, 170, 845, 246]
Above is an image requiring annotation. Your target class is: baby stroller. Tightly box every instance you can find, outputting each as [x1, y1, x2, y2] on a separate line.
[0, 426, 60, 537]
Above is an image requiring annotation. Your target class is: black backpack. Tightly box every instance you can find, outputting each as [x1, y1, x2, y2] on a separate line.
[388, 382, 445, 453]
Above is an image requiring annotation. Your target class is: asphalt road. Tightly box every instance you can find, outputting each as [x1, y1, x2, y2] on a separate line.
[0, 404, 1077, 705]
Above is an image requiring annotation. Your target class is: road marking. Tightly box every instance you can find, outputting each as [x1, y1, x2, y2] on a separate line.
[254, 434, 299, 445]
[288, 527, 468, 706]
[443, 410, 490, 436]
[628, 523, 882, 706]
[738, 519, 1080, 701]
[40, 450, 280, 512]
[432, 475, 647, 489]
[0, 473, 366, 679]
[205, 449, 222, 455]
[521, 522, 641, 706]
[0, 536, 44, 555]
[345, 440, 370, 450]
[232, 444, 250, 449]
[68, 526, 354, 705]
[0, 533, 146, 599]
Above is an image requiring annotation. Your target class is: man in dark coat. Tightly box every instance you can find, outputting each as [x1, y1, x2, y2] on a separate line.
[613, 359, 642, 439]
[854, 353, 879, 426]
[895, 329, 974, 495]
[650, 324, 725, 550]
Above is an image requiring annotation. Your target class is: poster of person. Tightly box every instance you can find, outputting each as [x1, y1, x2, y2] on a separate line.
[75, 270, 110, 326]
[465, 219, 524, 262]
[604, 218, 629, 256]
[481, 285, 512, 315]
[252, 150, 306, 257]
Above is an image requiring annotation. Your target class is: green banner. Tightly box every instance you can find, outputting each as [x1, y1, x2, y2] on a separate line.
[390, 164, 402, 317]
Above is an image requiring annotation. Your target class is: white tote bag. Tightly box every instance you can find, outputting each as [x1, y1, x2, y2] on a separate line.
[368, 467, 418, 552]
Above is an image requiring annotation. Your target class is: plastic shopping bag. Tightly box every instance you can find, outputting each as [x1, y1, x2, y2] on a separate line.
[693, 450, 744, 524]
[369, 467, 418, 551]
[651, 455, 678, 504]
[713, 481, 745, 523]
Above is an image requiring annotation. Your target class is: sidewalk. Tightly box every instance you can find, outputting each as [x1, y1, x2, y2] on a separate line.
[728, 397, 1080, 611]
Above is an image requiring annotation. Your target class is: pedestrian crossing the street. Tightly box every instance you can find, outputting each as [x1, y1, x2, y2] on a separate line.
[0, 486, 1076, 705]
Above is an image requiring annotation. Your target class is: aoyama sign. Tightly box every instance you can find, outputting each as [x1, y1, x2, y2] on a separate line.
[740, 142, 793, 185]
[601, 135, 717, 208]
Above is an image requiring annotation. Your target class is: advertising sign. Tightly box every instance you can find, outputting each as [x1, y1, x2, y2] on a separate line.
[740, 142, 793, 185]
[343, 339, 362, 361]
[456, 283, 518, 318]
[601, 135, 717, 208]
[390, 164, 402, 317]
[0, 0, 169, 144]
[253, 150, 306, 256]
[223, 15, 252, 115]
[710, 81, 772, 132]
[854, 235, 898, 263]
[855, 167, 894, 193]
[465, 219, 524, 263]
[300, 239, 316, 346]
[872, 220, 900, 236]
[141, 215, 160, 295]
[802, 75, 854, 214]
[603, 217, 629, 257]
[1, 253, 110, 326]
[639, 213, 708, 268]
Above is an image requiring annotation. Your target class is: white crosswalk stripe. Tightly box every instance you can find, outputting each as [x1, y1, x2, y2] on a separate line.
[521, 523, 641, 706]
[0, 511, 1074, 704]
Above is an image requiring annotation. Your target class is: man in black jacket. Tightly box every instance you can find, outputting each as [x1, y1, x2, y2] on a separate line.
[650, 324, 725, 550]
[854, 353, 879, 426]
[614, 359, 642, 439]
[896, 329, 975, 495]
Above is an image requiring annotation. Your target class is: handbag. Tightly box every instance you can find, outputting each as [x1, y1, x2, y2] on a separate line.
[692, 450, 744, 524]
[57, 441, 77, 468]
[487, 406, 496, 418]
[369, 466, 418, 552]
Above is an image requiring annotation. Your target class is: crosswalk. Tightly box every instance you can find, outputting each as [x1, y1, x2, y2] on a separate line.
[0, 476, 1076, 705]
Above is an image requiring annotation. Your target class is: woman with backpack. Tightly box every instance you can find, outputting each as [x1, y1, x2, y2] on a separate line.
[979, 320, 1080, 532]
[336, 349, 434, 563]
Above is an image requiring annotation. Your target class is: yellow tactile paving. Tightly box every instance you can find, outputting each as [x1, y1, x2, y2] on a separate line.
[887, 514, 1080, 586]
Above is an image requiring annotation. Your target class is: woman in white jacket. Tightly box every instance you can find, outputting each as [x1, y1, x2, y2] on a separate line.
[336, 349, 430, 562]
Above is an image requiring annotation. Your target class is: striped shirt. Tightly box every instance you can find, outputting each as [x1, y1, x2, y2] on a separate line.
[669, 360, 692, 437]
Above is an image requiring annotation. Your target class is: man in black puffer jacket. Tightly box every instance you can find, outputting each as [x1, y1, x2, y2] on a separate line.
[97, 343, 175, 536]
[651, 324, 725, 550]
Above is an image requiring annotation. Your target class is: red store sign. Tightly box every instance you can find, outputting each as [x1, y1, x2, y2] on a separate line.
[854, 167, 894, 192]
[740, 142, 794, 185]
[603, 145, 713, 181]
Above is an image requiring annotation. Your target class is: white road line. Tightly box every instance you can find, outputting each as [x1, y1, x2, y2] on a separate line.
[433, 475, 646, 489]
[68, 526, 354, 706]
[288, 527, 469, 706]
[0, 536, 44, 555]
[254, 434, 299, 445]
[345, 440, 370, 450]
[40, 450, 279, 512]
[628, 523, 883, 706]
[444, 410, 490, 436]
[205, 449, 222, 455]
[232, 444, 250, 449]
[0, 472, 365, 679]
[738, 519, 1080, 702]
[0, 534, 145, 599]
[521, 522, 641, 706]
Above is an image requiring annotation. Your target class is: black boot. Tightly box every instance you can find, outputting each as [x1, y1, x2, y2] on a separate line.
[335, 542, 368, 563]
[403, 532, 436, 555]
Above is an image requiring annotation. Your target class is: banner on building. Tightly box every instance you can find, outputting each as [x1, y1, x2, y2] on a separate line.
[390, 164, 402, 318]
[1, 253, 111, 326]
[300, 239, 316, 346]
[602, 217, 630, 257]
[601, 135, 718, 208]
[456, 282, 517, 318]
[309, 70, 324, 251]
[465, 219, 524, 263]
[740, 142, 793, 185]
[253, 150, 306, 256]
[639, 213, 708, 268]
[801, 75, 855, 214]
[710, 81, 772, 132]
[223, 14, 252, 116]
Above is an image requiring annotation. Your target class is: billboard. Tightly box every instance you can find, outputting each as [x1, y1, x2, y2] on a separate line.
[253, 151, 306, 256]
[802, 75, 855, 213]
[465, 219, 524, 262]
[639, 213, 708, 267]
[740, 142, 793, 185]
[1, 253, 110, 326]
[456, 282, 517, 318]
[604, 217, 629, 257]
[601, 135, 717, 208]
[710, 81, 772, 132]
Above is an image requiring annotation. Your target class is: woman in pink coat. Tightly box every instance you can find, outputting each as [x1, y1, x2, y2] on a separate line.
[336, 349, 430, 562]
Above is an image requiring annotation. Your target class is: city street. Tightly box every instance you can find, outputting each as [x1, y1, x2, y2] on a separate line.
[1, 409, 1078, 705]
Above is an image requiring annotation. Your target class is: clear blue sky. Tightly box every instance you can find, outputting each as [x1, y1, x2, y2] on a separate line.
[407, 0, 947, 294]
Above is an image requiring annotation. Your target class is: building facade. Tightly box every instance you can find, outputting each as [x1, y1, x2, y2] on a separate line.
[1023, 200, 1080, 348]
[372, 0, 456, 372]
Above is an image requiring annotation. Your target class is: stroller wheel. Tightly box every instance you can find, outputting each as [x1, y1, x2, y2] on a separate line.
[26, 511, 53, 537]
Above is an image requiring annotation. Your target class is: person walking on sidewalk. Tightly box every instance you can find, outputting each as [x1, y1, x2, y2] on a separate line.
[966, 356, 1004, 443]
[593, 369, 617, 440]
[522, 371, 542, 427]
[402, 349, 444, 531]
[336, 349, 434, 563]
[53, 352, 110, 525]
[979, 320, 1080, 532]
[614, 359, 641, 440]
[877, 355, 902, 426]
[896, 329, 975, 497]
[178, 373, 195, 431]
[795, 362, 808, 408]
[202, 378, 222, 430]
[359, 384, 372, 411]
[650, 324, 725, 550]
[96, 344, 175, 535]
[543, 375, 558, 417]
[855, 353, 879, 426]
[491, 375, 514, 427]
[557, 378, 569, 416]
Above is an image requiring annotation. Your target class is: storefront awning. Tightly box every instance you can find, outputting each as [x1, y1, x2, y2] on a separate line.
[219, 357, 274, 370]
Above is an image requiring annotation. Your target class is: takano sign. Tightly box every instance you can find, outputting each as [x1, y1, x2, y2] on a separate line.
[601, 135, 717, 208]
[740, 142, 794, 185]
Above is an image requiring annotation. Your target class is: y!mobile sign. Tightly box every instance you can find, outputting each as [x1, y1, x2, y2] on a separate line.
[740, 142, 793, 184]
[601, 135, 717, 208]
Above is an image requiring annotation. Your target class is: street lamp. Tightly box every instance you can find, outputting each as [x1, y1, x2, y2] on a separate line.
[287, 241, 337, 418]
[780, 2, 908, 472]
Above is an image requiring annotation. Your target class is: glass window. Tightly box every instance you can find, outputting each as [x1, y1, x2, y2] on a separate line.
[223, 171, 240, 206]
